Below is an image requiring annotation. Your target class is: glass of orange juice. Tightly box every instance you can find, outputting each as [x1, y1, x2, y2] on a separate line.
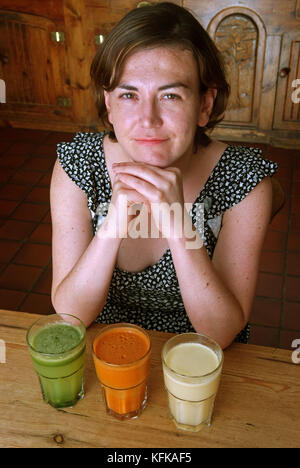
[92, 323, 151, 420]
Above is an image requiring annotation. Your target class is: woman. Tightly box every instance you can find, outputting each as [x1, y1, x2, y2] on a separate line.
[50, 2, 277, 348]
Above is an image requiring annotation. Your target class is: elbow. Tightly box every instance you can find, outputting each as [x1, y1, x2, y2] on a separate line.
[191, 315, 247, 350]
[221, 317, 249, 350]
[51, 288, 58, 314]
[219, 336, 235, 350]
[51, 287, 62, 317]
[191, 322, 232, 350]
[51, 288, 100, 329]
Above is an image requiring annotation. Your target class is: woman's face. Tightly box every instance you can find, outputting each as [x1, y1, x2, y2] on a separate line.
[104, 46, 210, 167]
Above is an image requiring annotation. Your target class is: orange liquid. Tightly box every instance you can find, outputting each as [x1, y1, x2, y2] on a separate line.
[94, 328, 149, 365]
[93, 325, 151, 416]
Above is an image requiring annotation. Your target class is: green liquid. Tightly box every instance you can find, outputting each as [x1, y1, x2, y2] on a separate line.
[33, 324, 82, 354]
[30, 323, 86, 408]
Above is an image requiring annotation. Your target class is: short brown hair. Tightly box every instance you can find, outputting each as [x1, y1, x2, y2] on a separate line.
[90, 2, 230, 147]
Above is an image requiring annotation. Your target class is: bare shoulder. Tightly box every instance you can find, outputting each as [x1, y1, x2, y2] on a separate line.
[50, 159, 90, 219]
[51, 158, 82, 197]
[223, 175, 273, 225]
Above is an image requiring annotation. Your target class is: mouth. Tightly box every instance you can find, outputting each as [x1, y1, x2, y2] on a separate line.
[134, 138, 168, 146]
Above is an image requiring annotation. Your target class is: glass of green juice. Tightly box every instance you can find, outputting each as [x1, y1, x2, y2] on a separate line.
[26, 313, 86, 409]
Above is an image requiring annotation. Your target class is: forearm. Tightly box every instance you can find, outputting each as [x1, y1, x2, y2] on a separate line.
[52, 223, 122, 327]
[168, 233, 245, 349]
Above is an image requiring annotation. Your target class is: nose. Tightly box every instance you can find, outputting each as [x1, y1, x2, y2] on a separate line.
[139, 98, 163, 129]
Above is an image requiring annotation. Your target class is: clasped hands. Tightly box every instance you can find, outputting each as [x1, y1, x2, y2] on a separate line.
[98, 161, 201, 247]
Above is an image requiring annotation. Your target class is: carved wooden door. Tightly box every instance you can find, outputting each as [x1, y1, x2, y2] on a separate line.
[207, 7, 266, 133]
[273, 31, 300, 131]
[0, 10, 72, 126]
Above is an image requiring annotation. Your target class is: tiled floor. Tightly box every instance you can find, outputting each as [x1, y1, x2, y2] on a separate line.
[0, 127, 299, 350]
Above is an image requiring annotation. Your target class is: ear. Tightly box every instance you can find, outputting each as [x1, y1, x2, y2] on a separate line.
[197, 88, 217, 127]
[104, 90, 113, 124]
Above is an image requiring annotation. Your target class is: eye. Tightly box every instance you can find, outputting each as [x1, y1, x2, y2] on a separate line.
[119, 92, 137, 100]
[162, 93, 181, 101]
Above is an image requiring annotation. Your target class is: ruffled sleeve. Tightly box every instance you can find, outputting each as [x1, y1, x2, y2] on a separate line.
[205, 146, 278, 213]
[57, 132, 93, 193]
[56, 132, 100, 217]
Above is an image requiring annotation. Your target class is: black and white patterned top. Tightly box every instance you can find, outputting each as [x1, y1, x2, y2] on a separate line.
[57, 131, 278, 343]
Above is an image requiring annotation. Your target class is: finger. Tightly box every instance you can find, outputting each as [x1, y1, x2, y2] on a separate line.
[115, 167, 170, 197]
[113, 162, 180, 189]
[114, 179, 151, 212]
[117, 172, 161, 204]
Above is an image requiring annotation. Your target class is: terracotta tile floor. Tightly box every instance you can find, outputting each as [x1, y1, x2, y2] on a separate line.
[0, 127, 299, 350]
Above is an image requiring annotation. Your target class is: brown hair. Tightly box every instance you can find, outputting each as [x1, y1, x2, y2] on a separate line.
[90, 2, 230, 147]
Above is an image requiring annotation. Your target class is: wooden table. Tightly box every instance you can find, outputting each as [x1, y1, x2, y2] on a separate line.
[0, 309, 299, 448]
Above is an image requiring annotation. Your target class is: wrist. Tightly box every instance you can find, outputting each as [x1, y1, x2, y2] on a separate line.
[96, 213, 126, 241]
[167, 214, 203, 250]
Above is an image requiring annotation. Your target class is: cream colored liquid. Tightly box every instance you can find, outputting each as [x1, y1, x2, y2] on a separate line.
[163, 343, 222, 428]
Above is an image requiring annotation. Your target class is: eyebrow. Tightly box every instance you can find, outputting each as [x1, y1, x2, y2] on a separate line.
[117, 82, 190, 91]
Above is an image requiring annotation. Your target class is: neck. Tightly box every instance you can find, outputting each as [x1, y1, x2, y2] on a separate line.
[172, 143, 199, 179]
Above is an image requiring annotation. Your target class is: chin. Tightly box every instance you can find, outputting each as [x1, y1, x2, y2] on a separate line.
[139, 155, 173, 167]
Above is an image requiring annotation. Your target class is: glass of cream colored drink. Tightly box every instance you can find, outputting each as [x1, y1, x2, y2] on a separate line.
[162, 333, 223, 432]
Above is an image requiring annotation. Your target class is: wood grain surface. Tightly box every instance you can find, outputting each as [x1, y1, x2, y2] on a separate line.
[0, 309, 299, 448]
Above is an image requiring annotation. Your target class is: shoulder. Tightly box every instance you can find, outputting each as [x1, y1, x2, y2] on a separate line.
[225, 174, 272, 216]
[50, 158, 88, 202]
[207, 144, 277, 212]
[55, 131, 107, 191]
[217, 144, 278, 176]
[57, 131, 106, 158]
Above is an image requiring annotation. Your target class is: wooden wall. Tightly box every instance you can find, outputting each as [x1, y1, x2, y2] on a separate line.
[0, 0, 299, 147]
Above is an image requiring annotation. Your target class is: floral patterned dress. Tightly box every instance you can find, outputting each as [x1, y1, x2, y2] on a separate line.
[57, 132, 278, 343]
